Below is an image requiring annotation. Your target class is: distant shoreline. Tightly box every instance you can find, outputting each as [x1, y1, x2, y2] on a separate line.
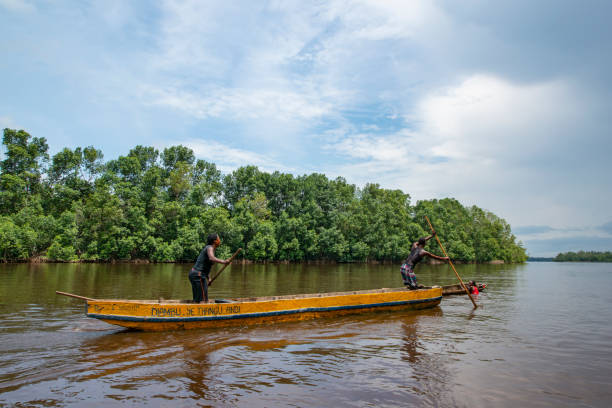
[527, 257, 554, 262]
[529, 257, 612, 263]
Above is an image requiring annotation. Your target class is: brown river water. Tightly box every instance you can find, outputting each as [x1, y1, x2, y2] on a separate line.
[1, 262, 611, 407]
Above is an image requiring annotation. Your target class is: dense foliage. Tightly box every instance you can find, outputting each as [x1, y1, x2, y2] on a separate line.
[554, 251, 612, 262]
[0, 129, 527, 263]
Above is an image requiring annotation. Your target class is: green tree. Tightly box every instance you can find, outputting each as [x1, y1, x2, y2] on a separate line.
[555, 251, 612, 262]
[247, 221, 278, 261]
[0, 216, 31, 261]
[0, 129, 49, 214]
[47, 146, 103, 215]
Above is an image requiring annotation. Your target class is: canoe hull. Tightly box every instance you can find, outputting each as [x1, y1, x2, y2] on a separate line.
[441, 283, 486, 296]
[87, 287, 442, 331]
[442, 284, 467, 296]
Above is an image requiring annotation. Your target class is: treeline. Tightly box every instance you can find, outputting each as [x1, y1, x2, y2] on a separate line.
[527, 257, 554, 262]
[0, 129, 527, 263]
[554, 251, 612, 262]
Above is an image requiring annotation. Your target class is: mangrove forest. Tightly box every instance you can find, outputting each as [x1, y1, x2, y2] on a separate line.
[0, 128, 527, 263]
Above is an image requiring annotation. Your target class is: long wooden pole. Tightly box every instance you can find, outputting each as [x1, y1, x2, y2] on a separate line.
[425, 216, 478, 309]
[55, 291, 96, 302]
[208, 248, 243, 287]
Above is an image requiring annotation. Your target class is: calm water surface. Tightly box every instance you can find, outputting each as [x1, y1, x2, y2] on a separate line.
[1, 262, 611, 407]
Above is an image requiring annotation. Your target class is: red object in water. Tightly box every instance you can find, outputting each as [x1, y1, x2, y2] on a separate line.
[471, 286, 479, 295]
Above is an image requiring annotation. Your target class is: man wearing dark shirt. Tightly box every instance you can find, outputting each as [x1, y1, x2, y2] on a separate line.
[401, 232, 449, 289]
[189, 233, 230, 303]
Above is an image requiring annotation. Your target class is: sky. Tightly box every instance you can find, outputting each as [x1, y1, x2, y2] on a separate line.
[1, 0, 611, 257]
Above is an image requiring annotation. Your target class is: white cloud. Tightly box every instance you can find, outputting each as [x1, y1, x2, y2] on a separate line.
[0, 116, 15, 128]
[518, 225, 611, 241]
[326, 74, 593, 228]
[77, 1, 450, 156]
[143, 86, 333, 121]
[135, 1, 355, 150]
[0, 0, 35, 13]
[156, 138, 296, 175]
[326, 132, 410, 162]
[150, 1, 329, 83]
[91, 0, 136, 29]
[519, 223, 612, 257]
[415, 74, 581, 162]
[335, 0, 448, 41]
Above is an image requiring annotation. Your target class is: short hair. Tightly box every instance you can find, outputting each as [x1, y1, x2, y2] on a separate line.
[417, 237, 427, 246]
[207, 233, 219, 245]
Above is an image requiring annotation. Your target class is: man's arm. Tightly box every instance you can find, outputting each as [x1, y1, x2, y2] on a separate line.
[206, 246, 230, 264]
[423, 250, 449, 261]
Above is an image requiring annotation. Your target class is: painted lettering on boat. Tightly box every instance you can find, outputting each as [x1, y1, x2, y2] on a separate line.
[197, 305, 222, 316]
[111, 304, 140, 313]
[197, 305, 241, 316]
[149, 305, 241, 317]
[152, 307, 182, 317]
[225, 305, 240, 314]
[92, 304, 105, 313]
[92, 304, 141, 313]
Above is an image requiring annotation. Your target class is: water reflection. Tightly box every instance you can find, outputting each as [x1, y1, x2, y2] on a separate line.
[396, 307, 460, 406]
[181, 344, 215, 402]
[400, 308, 443, 364]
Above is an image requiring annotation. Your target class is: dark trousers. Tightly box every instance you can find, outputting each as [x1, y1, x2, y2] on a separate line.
[189, 270, 209, 303]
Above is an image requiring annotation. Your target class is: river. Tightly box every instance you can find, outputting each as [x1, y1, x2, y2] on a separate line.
[1, 262, 611, 407]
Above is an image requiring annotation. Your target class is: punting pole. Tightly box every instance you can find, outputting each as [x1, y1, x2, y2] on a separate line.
[55, 291, 96, 302]
[208, 248, 243, 287]
[425, 216, 478, 309]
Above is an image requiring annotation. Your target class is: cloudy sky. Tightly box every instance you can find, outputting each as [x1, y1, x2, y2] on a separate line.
[1, 0, 611, 256]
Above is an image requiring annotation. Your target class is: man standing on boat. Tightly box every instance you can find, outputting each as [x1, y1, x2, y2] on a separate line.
[189, 233, 230, 303]
[401, 232, 450, 289]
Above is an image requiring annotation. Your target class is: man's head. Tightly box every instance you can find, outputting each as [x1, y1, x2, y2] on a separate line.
[207, 233, 221, 247]
[417, 237, 427, 247]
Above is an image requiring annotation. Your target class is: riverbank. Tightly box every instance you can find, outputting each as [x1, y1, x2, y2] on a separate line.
[1, 257, 511, 265]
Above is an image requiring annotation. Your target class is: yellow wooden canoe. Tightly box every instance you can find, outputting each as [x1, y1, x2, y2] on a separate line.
[58, 287, 442, 331]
